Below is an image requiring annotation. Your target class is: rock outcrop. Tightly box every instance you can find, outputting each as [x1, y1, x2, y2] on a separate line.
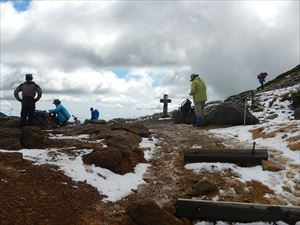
[82, 145, 145, 175]
[82, 125, 149, 175]
[205, 100, 259, 125]
[172, 100, 259, 126]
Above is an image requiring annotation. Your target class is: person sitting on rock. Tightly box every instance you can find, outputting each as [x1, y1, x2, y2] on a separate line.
[90, 107, 100, 120]
[257, 72, 268, 90]
[48, 99, 71, 125]
[14, 74, 42, 127]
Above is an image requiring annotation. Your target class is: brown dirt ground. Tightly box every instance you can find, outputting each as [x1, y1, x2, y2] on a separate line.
[0, 120, 289, 225]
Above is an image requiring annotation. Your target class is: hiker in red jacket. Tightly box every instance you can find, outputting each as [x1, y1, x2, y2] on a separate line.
[257, 72, 268, 90]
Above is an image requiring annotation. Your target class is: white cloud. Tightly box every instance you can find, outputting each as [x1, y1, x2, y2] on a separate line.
[0, 1, 299, 119]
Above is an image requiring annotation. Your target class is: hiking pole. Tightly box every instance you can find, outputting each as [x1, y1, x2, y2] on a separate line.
[9, 108, 13, 117]
[252, 142, 256, 154]
[243, 98, 247, 126]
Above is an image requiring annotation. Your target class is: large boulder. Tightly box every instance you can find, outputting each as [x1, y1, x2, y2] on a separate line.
[205, 100, 259, 125]
[21, 126, 49, 149]
[126, 199, 183, 225]
[96, 130, 142, 150]
[0, 128, 22, 150]
[0, 111, 58, 130]
[82, 145, 145, 175]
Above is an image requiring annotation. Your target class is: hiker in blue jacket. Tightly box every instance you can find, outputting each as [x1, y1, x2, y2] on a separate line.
[90, 107, 100, 120]
[49, 99, 71, 125]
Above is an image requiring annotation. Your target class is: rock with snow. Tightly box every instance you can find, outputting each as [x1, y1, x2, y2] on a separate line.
[266, 114, 279, 120]
[188, 178, 218, 196]
[205, 100, 259, 125]
[82, 145, 145, 175]
[21, 126, 49, 149]
[126, 199, 183, 225]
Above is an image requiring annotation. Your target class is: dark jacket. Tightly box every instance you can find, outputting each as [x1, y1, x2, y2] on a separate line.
[14, 81, 42, 105]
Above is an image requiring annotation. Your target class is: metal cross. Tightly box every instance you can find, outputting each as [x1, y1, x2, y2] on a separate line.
[160, 94, 172, 118]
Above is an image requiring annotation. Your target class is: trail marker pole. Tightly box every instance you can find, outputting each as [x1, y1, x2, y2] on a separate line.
[243, 98, 247, 126]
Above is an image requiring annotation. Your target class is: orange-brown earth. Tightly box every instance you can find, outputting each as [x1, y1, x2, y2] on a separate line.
[0, 120, 289, 225]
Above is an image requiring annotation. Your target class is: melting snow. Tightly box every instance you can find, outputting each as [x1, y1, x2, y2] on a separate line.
[0, 137, 157, 202]
[187, 84, 300, 207]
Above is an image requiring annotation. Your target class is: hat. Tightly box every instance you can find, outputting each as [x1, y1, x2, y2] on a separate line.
[53, 99, 61, 105]
[25, 74, 33, 80]
[190, 74, 199, 81]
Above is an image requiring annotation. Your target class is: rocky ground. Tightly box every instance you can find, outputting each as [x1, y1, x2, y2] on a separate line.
[0, 65, 299, 224]
[1, 118, 294, 225]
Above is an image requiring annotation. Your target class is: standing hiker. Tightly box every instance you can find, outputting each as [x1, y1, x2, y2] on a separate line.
[90, 107, 100, 120]
[189, 74, 207, 127]
[48, 99, 71, 125]
[14, 74, 42, 127]
[257, 72, 268, 90]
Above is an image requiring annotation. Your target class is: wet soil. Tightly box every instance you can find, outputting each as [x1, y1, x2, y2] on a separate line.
[0, 120, 287, 225]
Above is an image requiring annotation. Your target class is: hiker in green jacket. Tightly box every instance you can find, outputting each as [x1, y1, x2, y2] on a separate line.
[189, 74, 207, 126]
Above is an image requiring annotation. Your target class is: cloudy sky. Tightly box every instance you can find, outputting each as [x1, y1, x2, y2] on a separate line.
[0, 0, 299, 120]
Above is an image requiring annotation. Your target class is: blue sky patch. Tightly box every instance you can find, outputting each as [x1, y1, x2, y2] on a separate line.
[112, 69, 129, 78]
[152, 75, 164, 87]
[1, 0, 31, 12]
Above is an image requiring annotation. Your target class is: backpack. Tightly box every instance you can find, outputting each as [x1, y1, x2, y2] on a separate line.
[180, 99, 192, 113]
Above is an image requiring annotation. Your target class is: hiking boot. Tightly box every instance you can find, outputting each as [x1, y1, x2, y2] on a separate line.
[193, 117, 202, 127]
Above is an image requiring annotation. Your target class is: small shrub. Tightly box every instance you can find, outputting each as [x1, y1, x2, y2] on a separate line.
[289, 90, 300, 107]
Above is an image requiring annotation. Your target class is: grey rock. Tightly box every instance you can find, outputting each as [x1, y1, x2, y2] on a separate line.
[188, 178, 218, 196]
[266, 114, 279, 120]
[205, 100, 259, 125]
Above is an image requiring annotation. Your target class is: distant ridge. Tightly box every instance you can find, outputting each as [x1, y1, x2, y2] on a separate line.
[226, 64, 300, 101]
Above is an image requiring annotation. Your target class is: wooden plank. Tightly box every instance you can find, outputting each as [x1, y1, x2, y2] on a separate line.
[184, 149, 268, 165]
[185, 148, 268, 154]
[176, 199, 300, 224]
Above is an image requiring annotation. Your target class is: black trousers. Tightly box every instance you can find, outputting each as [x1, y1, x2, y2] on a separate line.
[21, 104, 35, 126]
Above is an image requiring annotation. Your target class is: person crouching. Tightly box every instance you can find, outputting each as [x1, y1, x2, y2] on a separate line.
[48, 99, 71, 126]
